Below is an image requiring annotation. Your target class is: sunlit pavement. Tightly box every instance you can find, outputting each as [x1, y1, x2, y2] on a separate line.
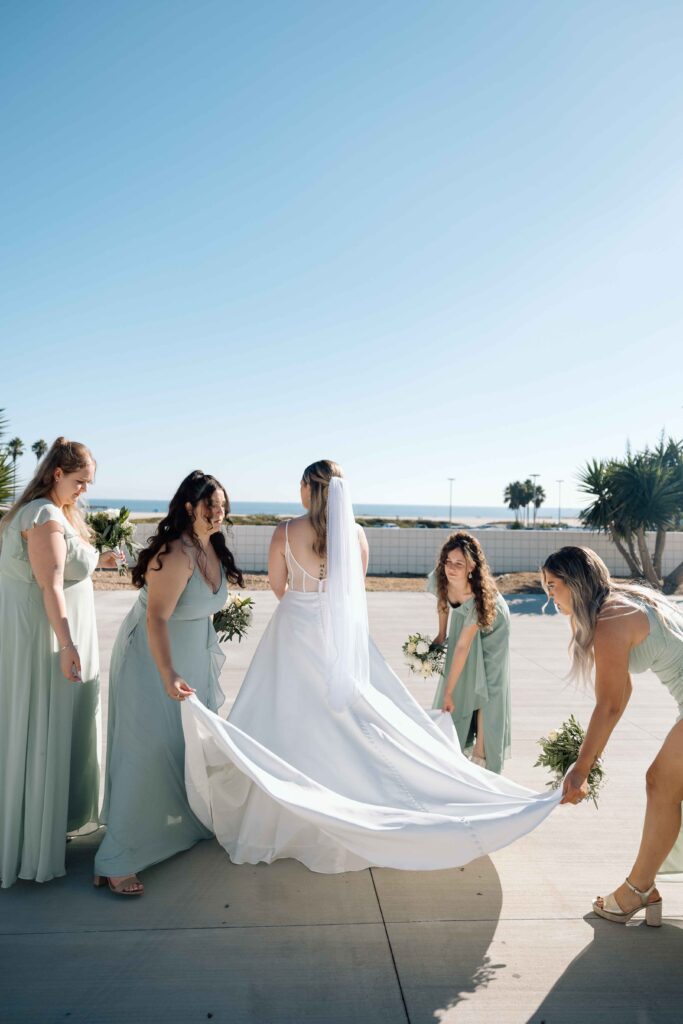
[1, 590, 681, 1024]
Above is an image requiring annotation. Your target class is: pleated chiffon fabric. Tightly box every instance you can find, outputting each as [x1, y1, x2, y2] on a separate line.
[94, 569, 227, 879]
[0, 499, 100, 888]
[182, 589, 560, 874]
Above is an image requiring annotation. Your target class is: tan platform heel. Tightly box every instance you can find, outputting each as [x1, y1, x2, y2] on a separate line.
[592, 877, 662, 926]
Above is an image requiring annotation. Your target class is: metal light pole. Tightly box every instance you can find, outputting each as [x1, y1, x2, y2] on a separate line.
[556, 479, 563, 526]
[448, 477, 455, 525]
[530, 474, 540, 527]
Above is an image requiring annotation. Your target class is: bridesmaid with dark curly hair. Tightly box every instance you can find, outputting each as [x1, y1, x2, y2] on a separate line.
[93, 471, 243, 896]
[427, 532, 511, 773]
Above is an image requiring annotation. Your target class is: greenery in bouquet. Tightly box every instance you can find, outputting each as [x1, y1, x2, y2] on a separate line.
[534, 713, 605, 807]
[402, 632, 446, 679]
[86, 506, 137, 575]
[213, 593, 254, 643]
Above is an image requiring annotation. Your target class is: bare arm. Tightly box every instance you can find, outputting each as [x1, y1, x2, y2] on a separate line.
[434, 603, 449, 645]
[268, 524, 288, 599]
[145, 544, 195, 701]
[561, 614, 633, 804]
[442, 623, 479, 712]
[27, 521, 82, 682]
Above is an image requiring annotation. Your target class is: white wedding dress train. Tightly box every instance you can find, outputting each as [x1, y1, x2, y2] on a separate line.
[182, 583, 561, 874]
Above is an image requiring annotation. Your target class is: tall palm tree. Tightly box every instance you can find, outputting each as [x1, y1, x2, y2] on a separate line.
[503, 481, 524, 524]
[7, 437, 24, 501]
[532, 484, 546, 526]
[31, 439, 48, 462]
[0, 409, 11, 506]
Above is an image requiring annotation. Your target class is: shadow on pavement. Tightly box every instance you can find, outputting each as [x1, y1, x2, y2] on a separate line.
[373, 856, 504, 1022]
[527, 912, 683, 1024]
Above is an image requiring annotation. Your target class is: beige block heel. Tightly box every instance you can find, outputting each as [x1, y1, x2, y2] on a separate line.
[593, 877, 662, 927]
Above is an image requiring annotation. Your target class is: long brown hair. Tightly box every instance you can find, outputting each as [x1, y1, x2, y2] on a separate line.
[132, 470, 244, 589]
[542, 546, 683, 684]
[434, 531, 498, 631]
[301, 459, 343, 557]
[0, 436, 94, 543]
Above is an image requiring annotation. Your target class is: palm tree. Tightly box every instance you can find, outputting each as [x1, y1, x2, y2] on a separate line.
[532, 484, 546, 526]
[578, 440, 683, 589]
[7, 437, 24, 501]
[31, 439, 48, 462]
[503, 481, 524, 524]
[0, 409, 12, 507]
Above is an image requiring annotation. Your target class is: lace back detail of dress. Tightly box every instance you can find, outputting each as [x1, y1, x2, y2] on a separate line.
[285, 522, 327, 593]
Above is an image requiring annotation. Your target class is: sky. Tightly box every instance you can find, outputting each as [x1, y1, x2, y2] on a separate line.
[2, 0, 682, 509]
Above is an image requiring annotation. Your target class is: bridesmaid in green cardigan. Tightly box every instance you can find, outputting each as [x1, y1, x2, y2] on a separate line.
[428, 532, 511, 773]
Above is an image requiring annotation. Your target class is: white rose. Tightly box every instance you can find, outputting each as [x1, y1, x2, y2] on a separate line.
[406, 642, 417, 655]
[415, 640, 429, 656]
[547, 730, 559, 742]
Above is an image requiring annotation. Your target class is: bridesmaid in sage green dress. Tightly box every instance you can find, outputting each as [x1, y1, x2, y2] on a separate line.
[94, 470, 243, 896]
[0, 438, 117, 889]
[428, 532, 511, 774]
[543, 546, 683, 925]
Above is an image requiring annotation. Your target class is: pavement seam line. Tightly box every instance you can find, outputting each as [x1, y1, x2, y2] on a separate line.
[369, 867, 412, 1024]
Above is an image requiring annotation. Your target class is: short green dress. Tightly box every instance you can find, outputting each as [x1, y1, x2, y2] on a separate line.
[94, 567, 227, 879]
[429, 576, 511, 774]
[628, 601, 683, 879]
[0, 498, 100, 888]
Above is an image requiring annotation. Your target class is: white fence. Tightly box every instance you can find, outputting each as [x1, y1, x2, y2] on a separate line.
[132, 524, 683, 577]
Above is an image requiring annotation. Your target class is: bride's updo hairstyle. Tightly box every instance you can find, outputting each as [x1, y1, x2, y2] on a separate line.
[0, 436, 95, 543]
[542, 546, 680, 684]
[434, 532, 497, 631]
[132, 470, 244, 589]
[302, 459, 343, 557]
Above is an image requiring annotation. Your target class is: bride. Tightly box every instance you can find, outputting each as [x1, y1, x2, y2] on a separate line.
[182, 460, 562, 873]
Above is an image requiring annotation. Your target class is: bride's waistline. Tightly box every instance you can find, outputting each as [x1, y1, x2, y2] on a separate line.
[282, 589, 329, 601]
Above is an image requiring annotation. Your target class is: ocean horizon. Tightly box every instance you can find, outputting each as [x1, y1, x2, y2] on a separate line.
[87, 498, 581, 520]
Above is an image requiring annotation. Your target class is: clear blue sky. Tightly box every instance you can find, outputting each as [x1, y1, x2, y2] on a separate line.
[2, 1, 682, 508]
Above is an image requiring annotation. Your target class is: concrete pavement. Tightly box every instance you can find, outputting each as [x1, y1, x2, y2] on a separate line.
[1, 590, 682, 1024]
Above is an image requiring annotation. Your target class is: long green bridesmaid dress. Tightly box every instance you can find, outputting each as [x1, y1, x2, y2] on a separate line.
[428, 574, 511, 774]
[94, 567, 227, 879]
[0, 498, 100, 888]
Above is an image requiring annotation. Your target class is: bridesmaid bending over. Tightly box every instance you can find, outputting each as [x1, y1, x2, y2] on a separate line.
[94, 471, 243, 896]
[545, 546, 683, 926]
[0, 438, 117, 888]
[428, 532, 511, 773]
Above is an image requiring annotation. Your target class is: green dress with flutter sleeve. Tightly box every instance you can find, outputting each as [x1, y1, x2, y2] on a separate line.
[0, 498, 100, 888]
[427, 571, 511, 774]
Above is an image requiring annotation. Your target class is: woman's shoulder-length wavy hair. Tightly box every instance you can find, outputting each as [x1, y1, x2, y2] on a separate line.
[434, 531, 498, 631]
[0, 436, 95, 543]
[541, 545, 683, 685]
[301, 459, 343, 557]
[131, 470, 244, 589]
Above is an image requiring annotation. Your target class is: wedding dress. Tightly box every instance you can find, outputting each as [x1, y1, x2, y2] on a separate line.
[182, 480, 560, 873]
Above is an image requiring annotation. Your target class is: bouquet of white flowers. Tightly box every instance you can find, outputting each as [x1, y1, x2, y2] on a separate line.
[86, 506, 137, 576]
[213, 594, 254, 644]
[534, 714, 605, 807]
[402, 632, 446, 679]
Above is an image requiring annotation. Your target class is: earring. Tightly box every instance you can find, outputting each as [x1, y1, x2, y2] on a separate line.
[468, 572, 472, 579]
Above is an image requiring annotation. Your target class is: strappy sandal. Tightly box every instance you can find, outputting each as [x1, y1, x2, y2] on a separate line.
[93, 874, 144, 897]
[592, 877, 662, 926]
[469, 754, 486, 768]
